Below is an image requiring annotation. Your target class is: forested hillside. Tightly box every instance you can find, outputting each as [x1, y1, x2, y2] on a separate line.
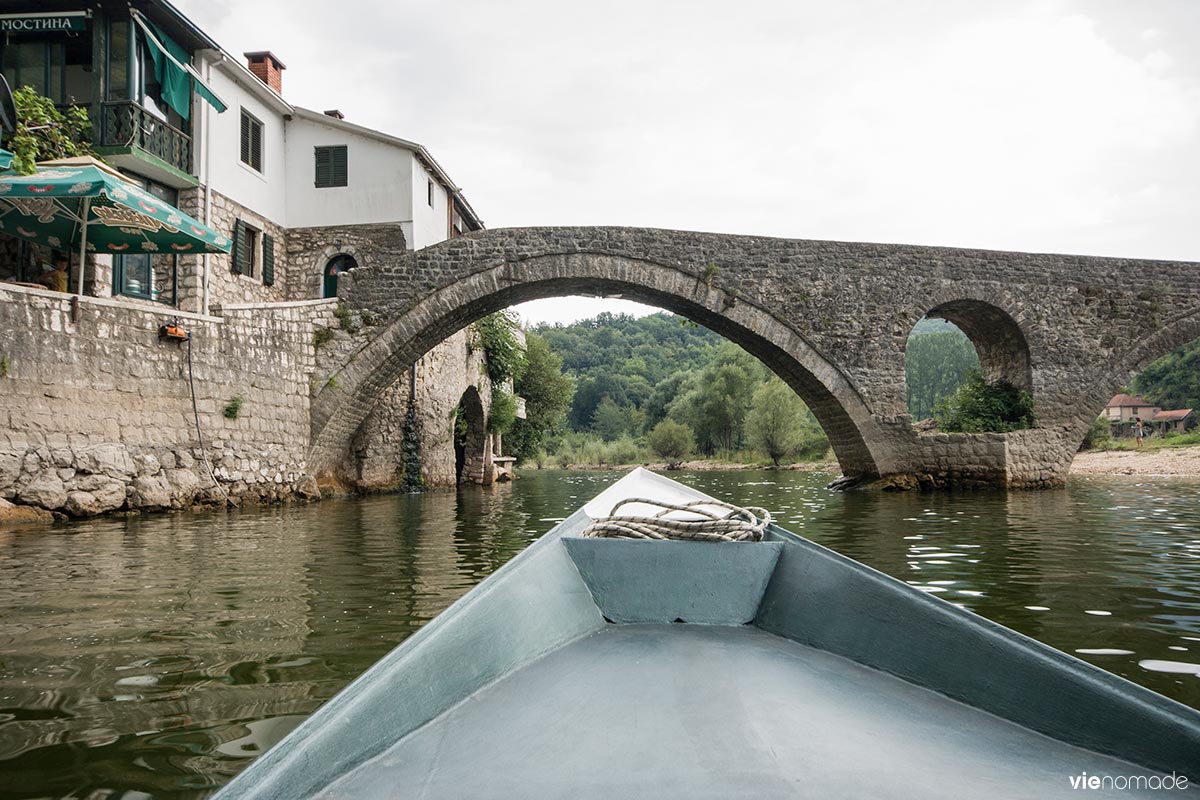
[515, 311, 1196, 467]
[1132, 339, 1200, 411]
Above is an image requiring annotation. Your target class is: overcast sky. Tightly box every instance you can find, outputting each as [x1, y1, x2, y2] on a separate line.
[178, 0, 1200, 325]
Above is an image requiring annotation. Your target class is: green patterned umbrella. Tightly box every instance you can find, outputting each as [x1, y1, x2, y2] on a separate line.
[0, 159, 230, 292]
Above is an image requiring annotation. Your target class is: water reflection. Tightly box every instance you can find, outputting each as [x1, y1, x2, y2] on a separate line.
[0, 470, 1197, 797]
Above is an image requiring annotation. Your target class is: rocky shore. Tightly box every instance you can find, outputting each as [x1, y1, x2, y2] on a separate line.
[0, 442, 320, 527]
[1069, 445, 1200, 477]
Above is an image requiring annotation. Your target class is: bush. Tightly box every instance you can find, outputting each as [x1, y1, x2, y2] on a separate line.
[647, 419, 695, 468]
[603, 436, 645, 466]
[795, 428, 831, 461]
[935, 370, 1035, 433]
[6, 86, 94, 174]
[474, 312, 526, 384]
[1079, 416, 1112, 451]
[223, 394, 244, 420]
[488, 387, 518, 434]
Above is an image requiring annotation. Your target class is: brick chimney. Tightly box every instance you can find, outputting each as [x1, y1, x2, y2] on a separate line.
[244, 51, 286, 94]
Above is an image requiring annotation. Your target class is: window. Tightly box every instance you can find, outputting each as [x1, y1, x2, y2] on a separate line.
[231, 219, 275, 286]
[1, 29, 93, 108]
[314, 145, 348, 188]
[113, 173, 178, 305]
[427, 179, 434, 207]
[240, 109, 263, 172]
[232, 219, 258, 278]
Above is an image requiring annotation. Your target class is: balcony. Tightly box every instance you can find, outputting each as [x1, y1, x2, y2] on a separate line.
[97, 101, 195, 187]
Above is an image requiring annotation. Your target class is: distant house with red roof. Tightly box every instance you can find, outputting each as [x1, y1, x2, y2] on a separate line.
[1102, 395, 1194, 435]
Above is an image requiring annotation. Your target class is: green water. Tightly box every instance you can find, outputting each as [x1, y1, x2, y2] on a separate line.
[1, 470, 1198, 797]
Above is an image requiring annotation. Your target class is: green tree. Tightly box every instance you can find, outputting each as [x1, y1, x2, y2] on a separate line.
[746, 377, 806, 465]
[591, 395, 628, 441]
[905, 326, 980, 420]
[669, 343, 758, 452]
[935, 370, 1035, 433]
[509, 333, 574, 462]
[647, 418, 694, 469]
[1132, 337, 1200, 412]
[488, 387, 518, 434]
[5, 86, 95, 174]
[473, 312, 526, 384]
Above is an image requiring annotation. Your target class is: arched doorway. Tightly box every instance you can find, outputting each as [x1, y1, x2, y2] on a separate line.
[323, 254, 358, 298]
[452, 386, 488, 485]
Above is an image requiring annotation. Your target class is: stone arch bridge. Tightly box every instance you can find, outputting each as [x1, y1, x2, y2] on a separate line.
[310, 227, 1200, 489]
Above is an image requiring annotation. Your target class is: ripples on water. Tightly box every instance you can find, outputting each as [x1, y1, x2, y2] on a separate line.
[0, 470, 1197, 797]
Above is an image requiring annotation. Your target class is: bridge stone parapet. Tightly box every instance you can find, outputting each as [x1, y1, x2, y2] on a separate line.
[312, 227, 1200, 489]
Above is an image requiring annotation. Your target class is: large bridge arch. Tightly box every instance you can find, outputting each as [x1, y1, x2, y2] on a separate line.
[309, 252, 891, 480]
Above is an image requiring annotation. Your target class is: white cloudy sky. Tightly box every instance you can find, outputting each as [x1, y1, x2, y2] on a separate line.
[178, 0, 1200, 324]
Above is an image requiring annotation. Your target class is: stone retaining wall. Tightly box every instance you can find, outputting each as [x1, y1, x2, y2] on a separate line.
[0, 284, 336, 517]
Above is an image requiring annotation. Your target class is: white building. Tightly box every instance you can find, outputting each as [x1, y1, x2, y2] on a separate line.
[0, 1, 483, 313]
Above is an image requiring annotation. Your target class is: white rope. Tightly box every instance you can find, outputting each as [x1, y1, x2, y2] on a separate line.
[581, 498, 771, 542]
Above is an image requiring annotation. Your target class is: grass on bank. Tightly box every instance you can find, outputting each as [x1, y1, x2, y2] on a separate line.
[1080, 417, 1200, 453]
[1094, 430, 1200, 452]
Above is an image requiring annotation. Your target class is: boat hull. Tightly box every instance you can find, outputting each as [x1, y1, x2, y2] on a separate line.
[214, 469, 1200, 798]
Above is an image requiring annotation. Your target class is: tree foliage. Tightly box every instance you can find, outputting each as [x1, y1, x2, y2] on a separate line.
[668, 343, 763, 453]
[591, 396, 629, 441]
[646, 419, 694, 468]
[488, 387, 518, 434]
[905, 324, 980, 420]
[935, 370, 1035, 433]
[746, 378, 807, 465]
[509, 332, 574, 462]
[531, 311, 832, 464]
[5, 86, 95, 174]
[474, 311, 526, 384]
[1132, 337, 1200, 412]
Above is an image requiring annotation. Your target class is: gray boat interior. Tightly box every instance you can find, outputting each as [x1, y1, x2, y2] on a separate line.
[216, 470, 1200, 799]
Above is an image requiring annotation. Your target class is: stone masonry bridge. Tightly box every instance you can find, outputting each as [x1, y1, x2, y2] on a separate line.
[310, 227, 1200, 489]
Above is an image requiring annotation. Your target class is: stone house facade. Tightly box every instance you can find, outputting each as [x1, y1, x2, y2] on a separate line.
[0, 2, 497, 518]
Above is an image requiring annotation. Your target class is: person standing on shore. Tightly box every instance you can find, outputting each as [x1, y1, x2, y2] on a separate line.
[1134, 416, 1145, 449]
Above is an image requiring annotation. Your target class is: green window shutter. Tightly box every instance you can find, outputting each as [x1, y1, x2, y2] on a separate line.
[315, 145, 347, 188]
[231, 219, 247, 275]
[331, 146, 347, 186]
[315, 147, 330, 187]
[262, 233, 275, 286]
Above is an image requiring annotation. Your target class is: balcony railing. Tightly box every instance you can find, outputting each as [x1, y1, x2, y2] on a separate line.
[100, 101, 192, 175]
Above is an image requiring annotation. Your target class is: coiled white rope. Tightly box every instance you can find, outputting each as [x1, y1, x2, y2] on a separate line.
[581, 498, 771, 542]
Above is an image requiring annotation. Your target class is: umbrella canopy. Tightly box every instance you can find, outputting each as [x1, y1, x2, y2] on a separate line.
[0, 160, 230, 258]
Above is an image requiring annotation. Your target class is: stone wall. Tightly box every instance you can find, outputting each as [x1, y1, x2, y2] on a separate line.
[351, 329, 495, 489]
[176, 189, 291, 313]
[0, 284, 337, 516]
[288, 222, 410, 302]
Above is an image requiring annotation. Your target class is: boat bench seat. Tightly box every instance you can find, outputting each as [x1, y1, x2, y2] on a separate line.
[562, 537, 782, 625]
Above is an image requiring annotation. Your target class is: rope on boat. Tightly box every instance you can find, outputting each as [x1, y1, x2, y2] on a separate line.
[581, 498, 771, 542]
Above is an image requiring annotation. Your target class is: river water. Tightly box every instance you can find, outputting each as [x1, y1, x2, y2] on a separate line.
[1, 469, 1198, 798]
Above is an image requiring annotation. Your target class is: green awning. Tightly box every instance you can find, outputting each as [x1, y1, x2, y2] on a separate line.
[132, 11, 227, 119]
